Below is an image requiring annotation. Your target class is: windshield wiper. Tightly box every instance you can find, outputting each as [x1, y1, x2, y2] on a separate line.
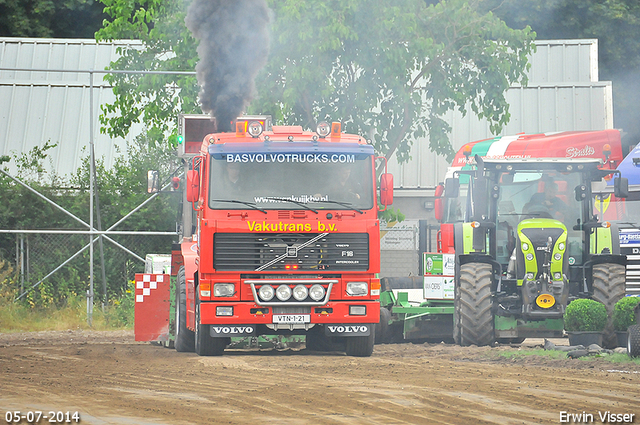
[263, 197, 319, 214]
[314, 200, 363, 214]
[210, 199, 267, 214]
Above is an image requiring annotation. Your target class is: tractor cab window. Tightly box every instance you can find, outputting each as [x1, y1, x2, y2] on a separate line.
[495, 171, 584, 265]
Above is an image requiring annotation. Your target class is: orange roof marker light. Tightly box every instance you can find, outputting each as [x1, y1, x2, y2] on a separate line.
[462, 144, 472, 162]
[235, 121, 246, 137]
[331, 122, 342, 140]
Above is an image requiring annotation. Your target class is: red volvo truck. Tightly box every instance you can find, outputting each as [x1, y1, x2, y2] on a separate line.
[136, 116, 393, 357]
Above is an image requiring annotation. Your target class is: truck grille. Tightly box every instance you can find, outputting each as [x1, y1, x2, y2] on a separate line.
[213, 233, 369, 271]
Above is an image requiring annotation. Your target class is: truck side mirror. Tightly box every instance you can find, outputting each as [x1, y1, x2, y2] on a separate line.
[444, 178, 459, 198]
[147, 170, 159, 194]
[186, 170, 200, 203]
[614, 176, 629, 198]
[379, 173, 394, 207]
[434, 183, 444, 222]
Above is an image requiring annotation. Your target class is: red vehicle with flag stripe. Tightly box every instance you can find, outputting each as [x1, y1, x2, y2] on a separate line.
[435, 130, 624, 254]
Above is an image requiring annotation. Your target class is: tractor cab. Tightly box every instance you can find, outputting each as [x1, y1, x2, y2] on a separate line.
[445, 156, 628, 346]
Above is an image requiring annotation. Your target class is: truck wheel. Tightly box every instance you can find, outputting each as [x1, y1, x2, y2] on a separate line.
[457, 262, 495, 346]
[345, 331, 375, 357]
[194, 300, 226, 356]
[592, 263, 626, 348]
[305, 326, 339, 352]
[628, 325, 640, 358]
[174, 266, 194, 352]
[375, 307, 391, 344]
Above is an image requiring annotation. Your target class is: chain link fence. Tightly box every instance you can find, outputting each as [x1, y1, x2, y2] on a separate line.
[2, 231, 176, 304]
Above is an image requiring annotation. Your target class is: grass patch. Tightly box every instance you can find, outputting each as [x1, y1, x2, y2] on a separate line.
[498, 347, 640, 365]
[0, 294, 134, 333]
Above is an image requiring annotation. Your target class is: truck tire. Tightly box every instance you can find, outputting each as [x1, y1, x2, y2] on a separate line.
[628, 325, 640, 358]
[345, 331, 375, 357]
[457, 262, 495, 346]
[375, 307, 391, 344]
[305, 326, 340, 352]
[592, 263, 626, 348]
[194, 300, 226, 356]
[174, 266, 194, 352]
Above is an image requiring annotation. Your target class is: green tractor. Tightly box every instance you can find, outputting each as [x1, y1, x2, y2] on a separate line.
[445, 156, 629, 347]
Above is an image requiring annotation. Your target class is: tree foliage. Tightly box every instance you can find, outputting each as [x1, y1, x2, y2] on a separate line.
[95, 0, 534, 162]
[0, 0, 106, 38]
[95, 0, 200, 143]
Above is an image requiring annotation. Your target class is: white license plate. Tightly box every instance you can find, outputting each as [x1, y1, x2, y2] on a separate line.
[272, 314, 310, 324]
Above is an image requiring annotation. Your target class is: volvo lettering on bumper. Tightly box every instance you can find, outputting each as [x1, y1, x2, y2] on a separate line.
[325, 324, 371, 336]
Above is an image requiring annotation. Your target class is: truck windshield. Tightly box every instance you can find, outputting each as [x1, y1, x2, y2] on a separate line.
[208, 154, 374, 210]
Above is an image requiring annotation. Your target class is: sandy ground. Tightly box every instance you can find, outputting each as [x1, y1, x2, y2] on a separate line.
[0, 330, 639, 425]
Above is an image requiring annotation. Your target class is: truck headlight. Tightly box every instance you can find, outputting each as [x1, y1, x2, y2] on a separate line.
[554, 253, 562, 261]
[214, 283, 235, 297]
[292, 284, 308, 301]
[258, 285, 274, 301]
[554, 272, 562, 280]
[526, 253, 534, 261]
[309, 284, 325, 301]
[276, 284, 292, 301]
[346, 282, 368, 296]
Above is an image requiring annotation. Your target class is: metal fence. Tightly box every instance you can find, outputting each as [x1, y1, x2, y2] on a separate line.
[5, 232, 176, 302]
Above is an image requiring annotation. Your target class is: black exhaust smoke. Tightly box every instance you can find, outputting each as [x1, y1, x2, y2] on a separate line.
[185, 0, 270, 132]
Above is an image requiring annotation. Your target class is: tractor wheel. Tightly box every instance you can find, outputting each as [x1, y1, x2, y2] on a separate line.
[628, 325, 640, 358]
[194, 300, 226, 356]
[174, 266, 194, 352]
[375, 307, 391, 344]
[457, 262, 495, 346]
[453, 280, 461, 345]
[592, 263, 626, 348]
[345, 331, 375, 357]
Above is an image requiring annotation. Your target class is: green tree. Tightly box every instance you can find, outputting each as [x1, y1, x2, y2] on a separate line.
[0, 0, 106, 38]
[96, 0, 534, 162]
[480, 0, 640, 151]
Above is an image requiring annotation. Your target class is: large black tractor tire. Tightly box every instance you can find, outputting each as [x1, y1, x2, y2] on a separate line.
[457, 262, 495, 346]
[375, 307, 392, 344]
[194, 300, 227, 356]
[628, 325, 640, 358]
[345, 331, 375, 357]
[174, 266, 195, 352]
[453, 280, 461, 345]
[592, 263, 626, 349]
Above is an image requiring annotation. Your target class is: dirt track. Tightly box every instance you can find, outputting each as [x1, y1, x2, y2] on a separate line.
[1, 331, 639, 425]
